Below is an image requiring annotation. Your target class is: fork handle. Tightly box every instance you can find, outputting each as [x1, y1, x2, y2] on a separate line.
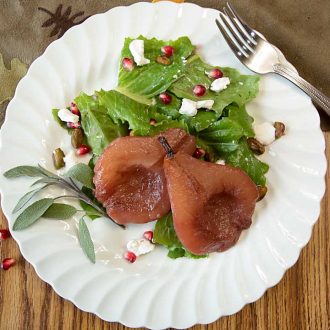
[273, 63, 330, 116]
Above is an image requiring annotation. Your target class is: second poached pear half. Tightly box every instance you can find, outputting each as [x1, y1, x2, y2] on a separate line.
[161, 137, 259, 255]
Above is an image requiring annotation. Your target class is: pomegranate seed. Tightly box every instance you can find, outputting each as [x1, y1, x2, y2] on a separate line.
[193, 148, 206, 159]
[0, 229, 11, 240]
[70, 103, 80, 116]
[143, 231, 153, 242]
[122, 57, 135, 71]
[193, 85, 206, 97]
[149, 119, 157, 126]
[159, 92, 172, 105]
[67, 122, 81, 129]
[76, 144, 90, 156]
[161, 45, 174, 57]
[1, 258, 16, 270]
[208, 68, 223, 79]
[124, 251, 137, 263]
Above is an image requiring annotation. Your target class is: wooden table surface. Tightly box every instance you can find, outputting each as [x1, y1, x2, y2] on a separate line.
[0, 133, 329, 329]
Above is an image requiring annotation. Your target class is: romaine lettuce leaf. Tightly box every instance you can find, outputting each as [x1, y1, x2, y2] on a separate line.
[182, 110, 220, 133]
[97, 89, 187, 136]
[199, 104, 254, 142]
[225, 104, 255, 137]
[117, 36, 194, 99]
[75, 93, 128, 156]
[169, 55, 260, 115]
[154, 92, 181, 119]
[153, 213, 207, 259]
[225, 138, 269, 186]
[198, 104, 268, 184]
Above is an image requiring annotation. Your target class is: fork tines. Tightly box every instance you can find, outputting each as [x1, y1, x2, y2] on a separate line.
[216, 2, 259, 60]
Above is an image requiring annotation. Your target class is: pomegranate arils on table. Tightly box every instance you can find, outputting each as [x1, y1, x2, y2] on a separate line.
[0, 229, 11, 240]
[193, 148, 206, 159]
[124, 251, 137, 263]
[122, 57, 135, 71]
[208, 68, 223, 79]
[143, 231, 153, 242]
[76, 144, 90, 156]
[70, 102, 80, 116]
[1, 258, 16, 270]
[159, 92, 172, 105]
[193, 84, 206, 97]
[161, 45, 174, 57]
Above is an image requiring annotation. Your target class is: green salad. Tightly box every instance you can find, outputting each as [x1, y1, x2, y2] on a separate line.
[55, 36, 268, 259]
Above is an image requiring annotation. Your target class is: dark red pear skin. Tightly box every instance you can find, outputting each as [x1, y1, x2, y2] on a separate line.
[163, 152, 259, 255]
[93, 129, 196, 224]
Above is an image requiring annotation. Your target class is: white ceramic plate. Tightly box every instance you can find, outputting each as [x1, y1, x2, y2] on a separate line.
[0, 2, 326, 329]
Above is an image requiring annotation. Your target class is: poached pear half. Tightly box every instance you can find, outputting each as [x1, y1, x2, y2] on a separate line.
[159, 136, 259, 255]
[94, 129, 196, 224]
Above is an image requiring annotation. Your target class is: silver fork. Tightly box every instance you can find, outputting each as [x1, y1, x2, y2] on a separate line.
[216, 2, 330, 115]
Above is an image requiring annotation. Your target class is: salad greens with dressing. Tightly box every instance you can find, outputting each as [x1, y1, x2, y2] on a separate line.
[58, 36, 268, 259]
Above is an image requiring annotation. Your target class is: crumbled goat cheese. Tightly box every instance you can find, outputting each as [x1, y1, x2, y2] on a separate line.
[210, 77, 231, 92]
[58, 108, 79, 123]
[127, 238, 154, 256]
[196, 99, 214, 110]
[253, 122, 276, 145]
[179, 99, 198, 116]
[179, 98, 215, 116]
[129, 39, 150, 66]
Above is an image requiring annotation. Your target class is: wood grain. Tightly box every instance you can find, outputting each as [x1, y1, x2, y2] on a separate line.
[0, 133, 329, 330]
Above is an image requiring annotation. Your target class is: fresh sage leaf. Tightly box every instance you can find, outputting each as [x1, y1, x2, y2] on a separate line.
[13, 198, 54, 230]
[64, 164, 94, 189]
[13, 185, 48, 213]
[4, 166, 47, 179]
[42, 203, 77, 219]
[78, 217, 95, 263]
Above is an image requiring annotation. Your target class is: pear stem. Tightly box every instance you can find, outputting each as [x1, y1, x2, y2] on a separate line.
[158, 136, 174, 159]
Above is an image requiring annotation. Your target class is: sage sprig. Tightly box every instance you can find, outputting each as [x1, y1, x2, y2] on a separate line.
[42, 203, 78, 219]
[78, 217, 96, 263]
[13, 198, 54, 230]
[3, 163, 124, 264]
[13, 185, 49, 213]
